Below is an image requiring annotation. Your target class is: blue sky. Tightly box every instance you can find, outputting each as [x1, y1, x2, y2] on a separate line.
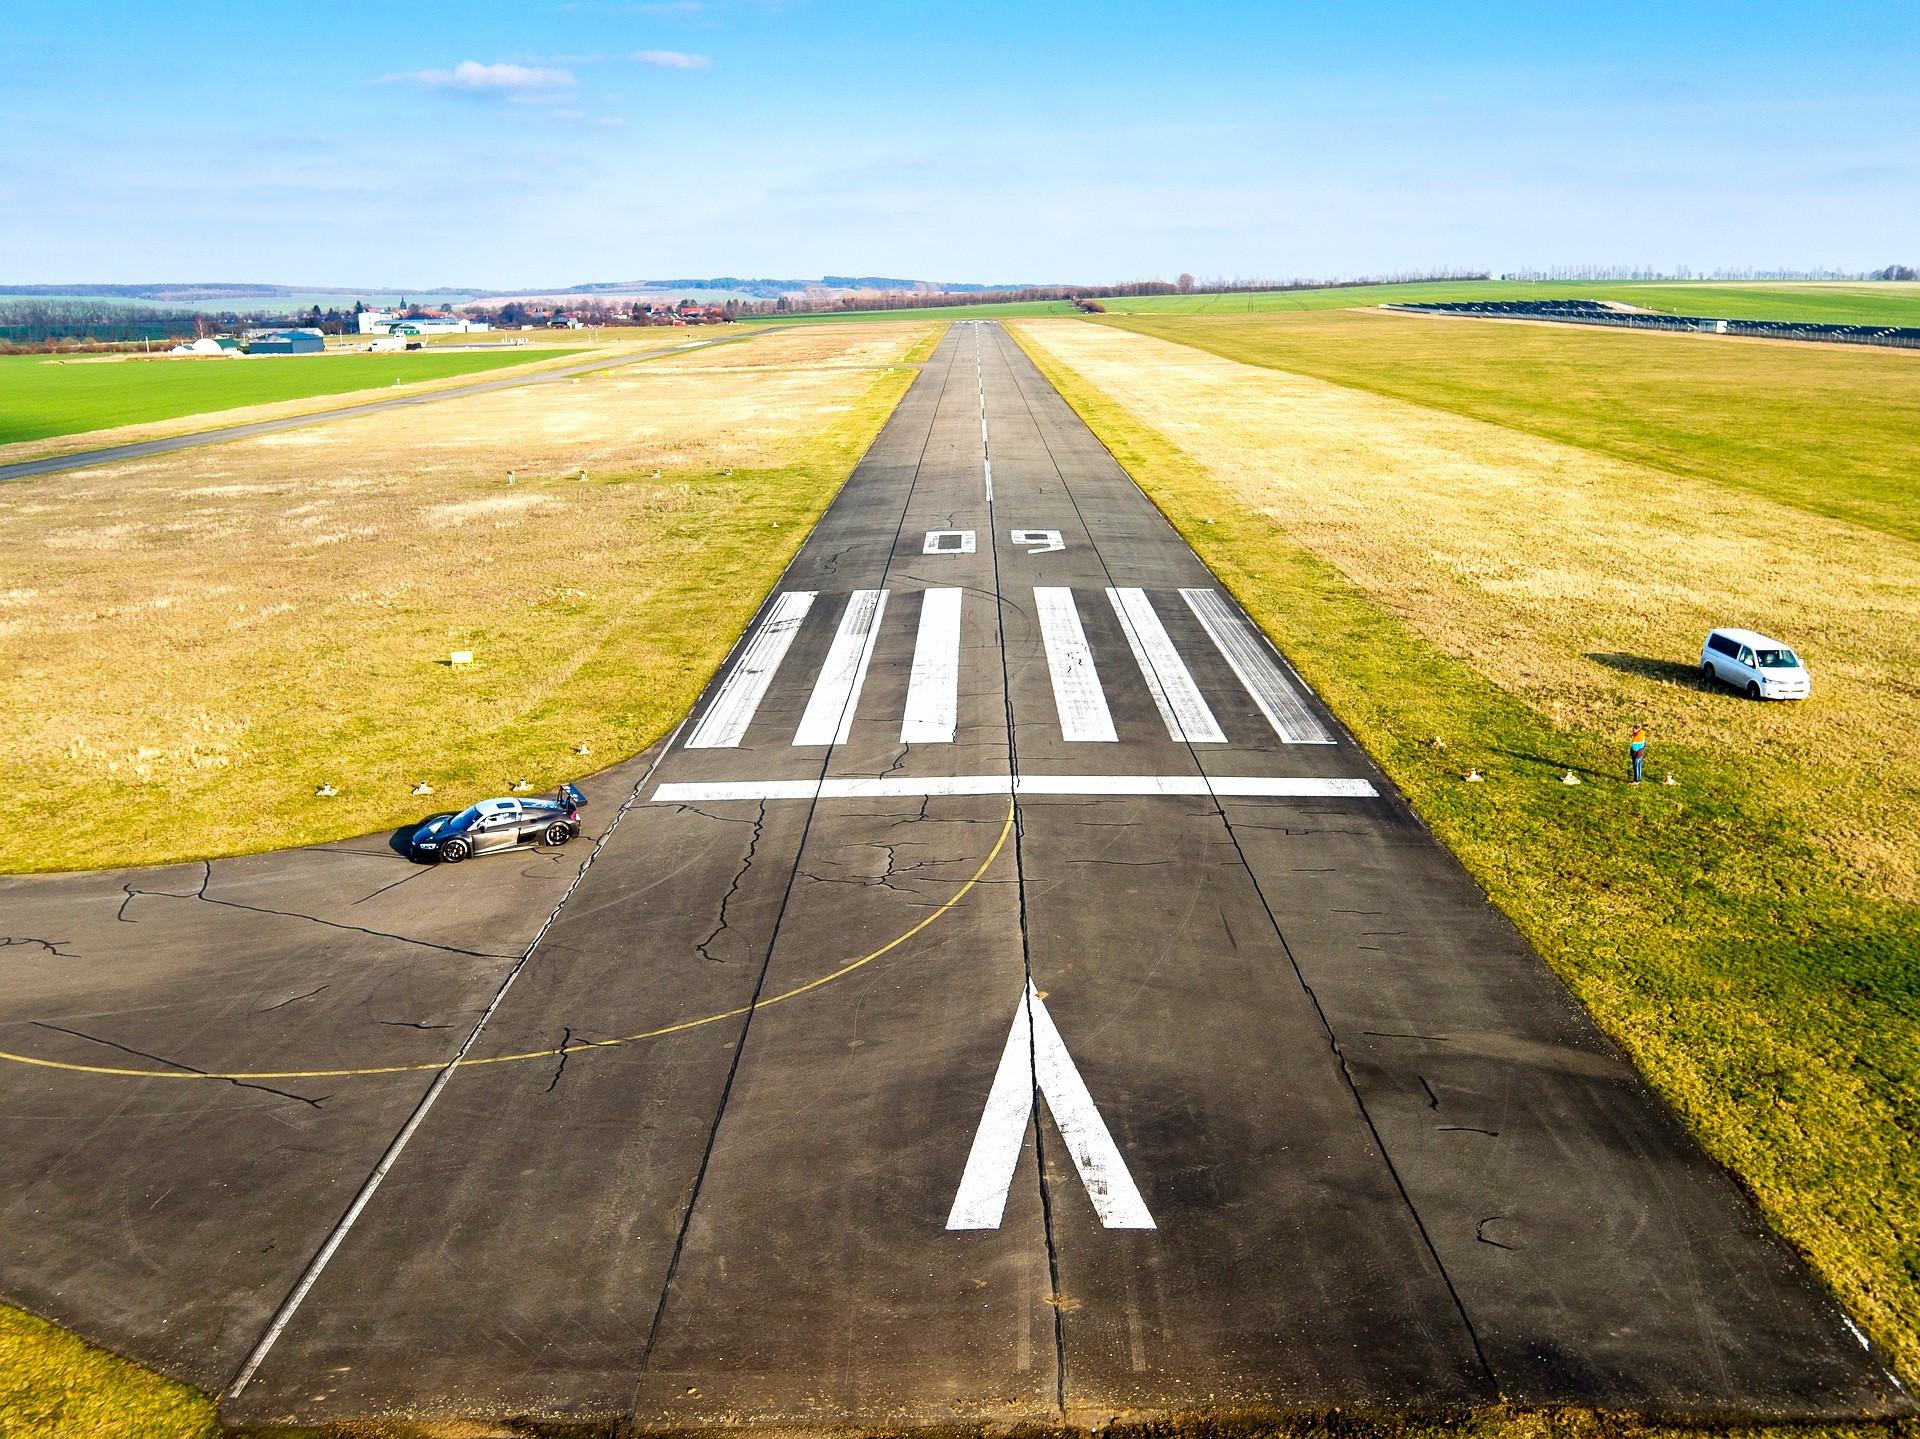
[3, 1, 1915, 287]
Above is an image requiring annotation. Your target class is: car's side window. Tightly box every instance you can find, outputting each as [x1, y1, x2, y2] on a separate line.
[1738, 647, 1754, 666]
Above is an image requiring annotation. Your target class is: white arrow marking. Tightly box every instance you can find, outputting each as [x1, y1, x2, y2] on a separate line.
[1010, 528, 1064, 554]
[947, 981, 1154, 1231]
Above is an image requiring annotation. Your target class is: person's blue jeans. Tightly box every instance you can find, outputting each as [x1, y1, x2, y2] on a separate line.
[1631, 750, 1645, 783]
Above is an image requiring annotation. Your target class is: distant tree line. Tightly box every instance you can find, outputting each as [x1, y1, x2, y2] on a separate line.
[0, 299, 361, 351]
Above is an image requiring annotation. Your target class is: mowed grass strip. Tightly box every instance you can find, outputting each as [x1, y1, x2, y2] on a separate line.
[0, 321, 939, 872]
[0, 348, 566, 445]
[1011, 318, 1920, 1388]
[1100, 307, 1920, 541]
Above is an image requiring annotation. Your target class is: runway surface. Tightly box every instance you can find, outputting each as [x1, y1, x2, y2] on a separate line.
[0, 322, 1905, 1428]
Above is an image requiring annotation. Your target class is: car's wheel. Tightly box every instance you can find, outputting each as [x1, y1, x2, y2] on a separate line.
[542, 821, 572, 847]
[1745, 681, 1761, 700]
[440, 837, 471, 863]
[1700, 660, 1717, 686]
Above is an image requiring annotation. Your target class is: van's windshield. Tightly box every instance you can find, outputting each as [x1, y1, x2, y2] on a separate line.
[1755, 648, 1800, 669]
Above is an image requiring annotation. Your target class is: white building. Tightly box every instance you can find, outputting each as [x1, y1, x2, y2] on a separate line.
[357, 308, 490, 336]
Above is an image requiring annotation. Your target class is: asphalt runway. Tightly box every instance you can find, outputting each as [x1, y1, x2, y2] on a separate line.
[0, 322, 1906, 1428]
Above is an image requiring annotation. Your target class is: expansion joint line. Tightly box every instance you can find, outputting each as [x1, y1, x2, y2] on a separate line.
[978, 324, 1069, 1414]
[638, 326, 966, 1371]
[997, 324, 1500, 1390]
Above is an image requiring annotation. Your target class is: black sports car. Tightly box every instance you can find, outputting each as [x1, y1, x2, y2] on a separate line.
[409, 784, 587, 863]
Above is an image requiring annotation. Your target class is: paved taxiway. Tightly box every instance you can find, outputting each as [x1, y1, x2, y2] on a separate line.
[0, 323, 1906, 1427]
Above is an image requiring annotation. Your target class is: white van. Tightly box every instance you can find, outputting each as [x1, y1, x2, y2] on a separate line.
[1700, 628, 1810, 700]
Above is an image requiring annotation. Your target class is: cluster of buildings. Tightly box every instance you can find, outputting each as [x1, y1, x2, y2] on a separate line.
[355, 309, 491, 337]
[167, 328, 326, 357]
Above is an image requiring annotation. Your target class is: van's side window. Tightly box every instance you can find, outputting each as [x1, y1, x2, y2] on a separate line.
[1709, 634, 1739, 658]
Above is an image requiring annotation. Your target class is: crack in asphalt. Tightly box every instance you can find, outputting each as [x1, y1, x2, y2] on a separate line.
[350, 867, 435, 906]
[30, 1021, 327, 1108]
[0, 936, 80, 959]
[546, 1026, 574, 1093]
[255, 985, 330, 1014]
[114, 860, 515, 960]
[694, 800, 766, 964]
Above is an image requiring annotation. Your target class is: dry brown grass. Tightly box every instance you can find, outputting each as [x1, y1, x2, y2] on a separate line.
[1, 322, 936, 871]
[1014, 318, 1920, 905]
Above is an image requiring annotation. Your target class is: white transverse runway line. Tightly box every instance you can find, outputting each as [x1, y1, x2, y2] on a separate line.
[794, 589, 888, 746]
[947, 981, 1154, 1231]
[651, 775, 1381, 803]
[902, 588, 963, 744]
[1107, 587, 1227, 744]
[684, 590, 816, 749]
[1034, 587, 1117, 743]
[1181, 588, 1336, 745]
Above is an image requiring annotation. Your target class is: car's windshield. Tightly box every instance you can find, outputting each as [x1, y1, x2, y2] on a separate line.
[447, 805, 483, 830]
[1755, 648, 1800, 669]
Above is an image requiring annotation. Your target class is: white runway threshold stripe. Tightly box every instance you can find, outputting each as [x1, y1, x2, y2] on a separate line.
[1107, 587, 1227, 744]
[650, 775, 1380, 803]
[902, 588, 963, 744]
[793, 588, 888, 746]
[684, 590, 816, 749]
[1034, 586, 1117, 743]
[1181, 588, 1336, 745]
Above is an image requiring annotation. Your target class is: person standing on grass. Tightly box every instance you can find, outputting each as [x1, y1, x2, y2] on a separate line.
[1628, 724, 1648, 785]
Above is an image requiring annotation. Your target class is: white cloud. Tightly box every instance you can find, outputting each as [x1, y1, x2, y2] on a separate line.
[633, 49, 711, 70]
[388, 60, 575, 96]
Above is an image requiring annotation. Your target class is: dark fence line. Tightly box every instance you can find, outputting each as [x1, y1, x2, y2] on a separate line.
[1383, 299, 1920, 350]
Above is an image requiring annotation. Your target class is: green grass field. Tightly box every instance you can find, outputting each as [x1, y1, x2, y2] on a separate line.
[1012, 314, 1920, 1391]
[0, 349, 563, 445]
[777, 280, 1920, 328]
[1097, 307, 1920, 541]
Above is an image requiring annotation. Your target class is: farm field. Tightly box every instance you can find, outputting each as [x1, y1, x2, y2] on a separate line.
[0, 347, 569, 445]
[0, 321, 936, 872]
[1012, 316, 1920, 1388]
[781, 279, 1920, 327]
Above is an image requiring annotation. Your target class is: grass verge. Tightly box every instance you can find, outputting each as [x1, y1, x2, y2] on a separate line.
[1010, 323, 1919, 1392]
[0, 1301, 217, 1438]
